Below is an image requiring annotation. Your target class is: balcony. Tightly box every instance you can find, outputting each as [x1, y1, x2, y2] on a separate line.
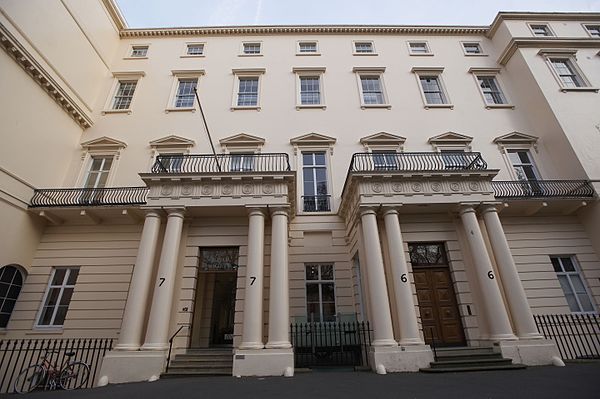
[30, 187, 148, 208]
[349, 151, 487, 173]
[151, 153, 291, 174]
[302, 195, 331, 212]
[492, 180, 596, 199]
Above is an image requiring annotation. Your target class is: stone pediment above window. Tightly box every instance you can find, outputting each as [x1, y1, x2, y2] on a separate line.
[80, 137, 127, 158]
[360, 132, 406, 151]
[428, 131, 473, 151]
[219, 133, 266, 152]
[149, 135, 195, 154]
[493, 131, 539, 152]
[290, 132, 336, 155]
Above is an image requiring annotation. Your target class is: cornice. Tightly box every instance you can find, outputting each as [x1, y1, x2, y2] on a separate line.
[101, 0, 127, 31]
[498, 37, 600, 65]
[488, 12, 600, 38]
[0, 22, 93, 129]
[119, 25, 488, 38]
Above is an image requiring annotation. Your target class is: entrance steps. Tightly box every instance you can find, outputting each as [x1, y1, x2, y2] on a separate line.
[420, 346, 526, 373]
[162, 348, 233, 378]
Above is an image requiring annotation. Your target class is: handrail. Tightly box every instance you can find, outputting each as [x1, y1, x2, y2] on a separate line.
[492, 180, 595, 199]
[429, 326, 438, 362]
[30, 187, 148, 208]
[165, 325, 190, 374]
[151, 153, 291, 174]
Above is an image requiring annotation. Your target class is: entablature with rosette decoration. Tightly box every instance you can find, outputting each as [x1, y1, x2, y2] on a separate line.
[140, 172, 296, 212]
[339, 170, 499, 222]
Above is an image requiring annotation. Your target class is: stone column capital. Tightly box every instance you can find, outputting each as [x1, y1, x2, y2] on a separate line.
[247, 207, 266, 218]
[359, 206, 378, 218]
[458, 204, 477, 216]
[270, 206, 290, 218]
[382, 206, 401, 217]
[143, 210, 162, 219]
[480, 204, 500, 215]
[165, 208, 185, 218]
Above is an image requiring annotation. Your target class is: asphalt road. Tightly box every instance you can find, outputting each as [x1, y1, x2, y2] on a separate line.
[3, 362, 599, 399]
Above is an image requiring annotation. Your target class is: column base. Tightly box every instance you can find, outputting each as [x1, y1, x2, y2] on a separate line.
[238, 342, 265, 350]
[97, 350, 166, 385]
[369, 345, 434, 374]
[140, 342, 169, 351]
[232, 348, 294, 377]
[265, 341, 292, 349]
[371, 338, 399, 347]
[488, 333, 518, 341]
[398, 337, 425, 346]
[113, 343, 141, 351]
[496, 339, 562, 366]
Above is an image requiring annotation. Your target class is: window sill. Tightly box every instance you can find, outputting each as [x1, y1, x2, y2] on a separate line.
[296, 53, 321, 56]
[123, 56, 148, 60]
[424, 104, 454, 109]
[353, 52, 378, 56]
[238, 54, 263, 57]
[464, 53, 488, 57]
[560, 87, 599, 93]
[231, 106, 261, 111]
[361, 104, 391, 109]
[165, 107, 196, 113]
[485, 104, 515, 109]
[180, 54, 205, 58]
[28, 327, 64, 334]
[102, 109, 132, 115]
[296, 104, 326, 110]
[409, 53, 434, 56]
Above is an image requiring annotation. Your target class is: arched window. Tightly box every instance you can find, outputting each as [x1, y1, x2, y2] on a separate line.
[0, 265, 25, 328]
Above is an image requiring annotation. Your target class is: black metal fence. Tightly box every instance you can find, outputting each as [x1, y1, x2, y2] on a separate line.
[534, 314, 600, 360]
[152, 153, 291, 174]
[30, 187, 148, 207]
[302, 195, 331, 212]
[0, 338, 113, 393]
[492, 180, 595, 199]
[290, 321, 372, 369]
[349, 152, 488, 173]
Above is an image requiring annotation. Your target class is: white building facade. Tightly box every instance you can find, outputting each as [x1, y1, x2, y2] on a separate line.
[1, 0, 599, 386]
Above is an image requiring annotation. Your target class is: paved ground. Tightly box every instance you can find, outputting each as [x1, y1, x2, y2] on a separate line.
[3, 363, 599, 399]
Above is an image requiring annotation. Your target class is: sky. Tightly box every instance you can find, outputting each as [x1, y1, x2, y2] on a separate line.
[115, 0, 600, 28]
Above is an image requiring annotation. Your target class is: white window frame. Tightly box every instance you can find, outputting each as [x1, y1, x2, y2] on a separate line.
[550, 255, 596, 314]
[293, 67, 326, 109]
[528, 23, 554, 37]
[461, 41, 486, 56]
[353, 67, 390, 109]
[181, 42, 206, 57]
[0, 265, 26, 329]
[583, 24, 600, 38]
[407, 41, 432, 56]
[305, 263, 337, 322]
[352, 40, 377, 56]
[35, 268, 79, 328]
[538, 50, 597, 92]
[165, 70, 205, 113]
[296, 41, 320, 56]
[240, 41, 263, 56]
[231, 68, 265, 111]
[469, 68, 514, 109]
[412, 67, 453, 109]
[102, 71, 145, 115]
[76, 137, 126, 188]
[506, 149, 542, 181]
[124, 44, 150, 59]
[301, 151, 331, 213]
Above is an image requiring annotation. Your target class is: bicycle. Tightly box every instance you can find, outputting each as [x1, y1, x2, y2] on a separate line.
[13, 349, 90, 394]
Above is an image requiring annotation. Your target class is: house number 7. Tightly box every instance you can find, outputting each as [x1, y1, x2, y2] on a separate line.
[159, 278, 165, 287]
[250, 276, 256, 286]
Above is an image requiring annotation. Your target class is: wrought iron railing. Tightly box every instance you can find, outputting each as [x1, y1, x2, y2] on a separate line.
[492, 180, 595, 199]
[151, 153, 291, 174]
[302, 195, 331, 212]
[290, 321, 372, 369]
[0, 338, 113, 393]
[349, 152, 488, 173]
[30, 187, 148, 208]
[165, 324, 190, 374]
[534, 314, 600, 360]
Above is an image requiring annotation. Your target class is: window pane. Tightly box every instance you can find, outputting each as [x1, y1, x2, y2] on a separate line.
[39, 306, 54, 325]
[410, 43, 427, 53]
[306, 265, 319, 280]
[577, 294, 594, 312]
[564, 293, 580, 312]
[59, 288, 74, 306]
[569, 275, 586, 293]
[302, 153, 313, 165]
[557, 275, 573, 295]
[0, 267, 16, 283]
[550, 257, 562, 272]
[0, 283, 7, 298]
[54, 306, 69, 325]
[175, 79, 197, 107]
[187, 44, 204, 55]
[314, 153, 325, 165]
[307, 303, 320, 321]
[1, 299, 15, 314]
[320, 265, 334, 280]
[322, 303, 336, 321]
[561, 257, 575, 272]
[52, 269, 66, 285]
[306, 284, 319, 301]
[321, 283, 335, 302]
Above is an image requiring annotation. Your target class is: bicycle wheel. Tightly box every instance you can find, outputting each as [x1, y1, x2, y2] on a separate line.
[13, 365, 46, 394]
[59, 361, 90, 390]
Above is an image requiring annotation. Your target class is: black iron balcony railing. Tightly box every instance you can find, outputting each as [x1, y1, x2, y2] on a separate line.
[151, 153, 291, 174]
[30, 187, 148, 208]
[302, 195, 331, 212]
[492, 180, 595, 199]
[349, 152, 488, 172]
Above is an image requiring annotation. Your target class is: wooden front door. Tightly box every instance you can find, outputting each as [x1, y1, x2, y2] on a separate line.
[413, 267, 465, 346]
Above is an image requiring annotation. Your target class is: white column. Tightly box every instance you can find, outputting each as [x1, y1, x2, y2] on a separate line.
[360, 208, 398, 347]
[115, 211, 162, 350]
[141, 209, 185, 350]
[383, 208, 424, 346]
[266, 208, 292, 349]
[239, 208, 266, 349]
[482, 205, 542, 339]
[459, 206, 516, 341]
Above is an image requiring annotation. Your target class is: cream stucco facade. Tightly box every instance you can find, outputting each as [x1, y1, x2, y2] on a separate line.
[1, 0, 599, 387]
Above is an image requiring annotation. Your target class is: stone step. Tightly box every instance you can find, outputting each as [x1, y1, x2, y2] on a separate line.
[434, 347, 496, 356]
[433, 353, 504, 362]
[173, 354, 233, 361]
[162, 368, 232, 378]
[429, 358, 514, 368]
[420, 363, 527, 373]
[169, 361, 233, 368]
